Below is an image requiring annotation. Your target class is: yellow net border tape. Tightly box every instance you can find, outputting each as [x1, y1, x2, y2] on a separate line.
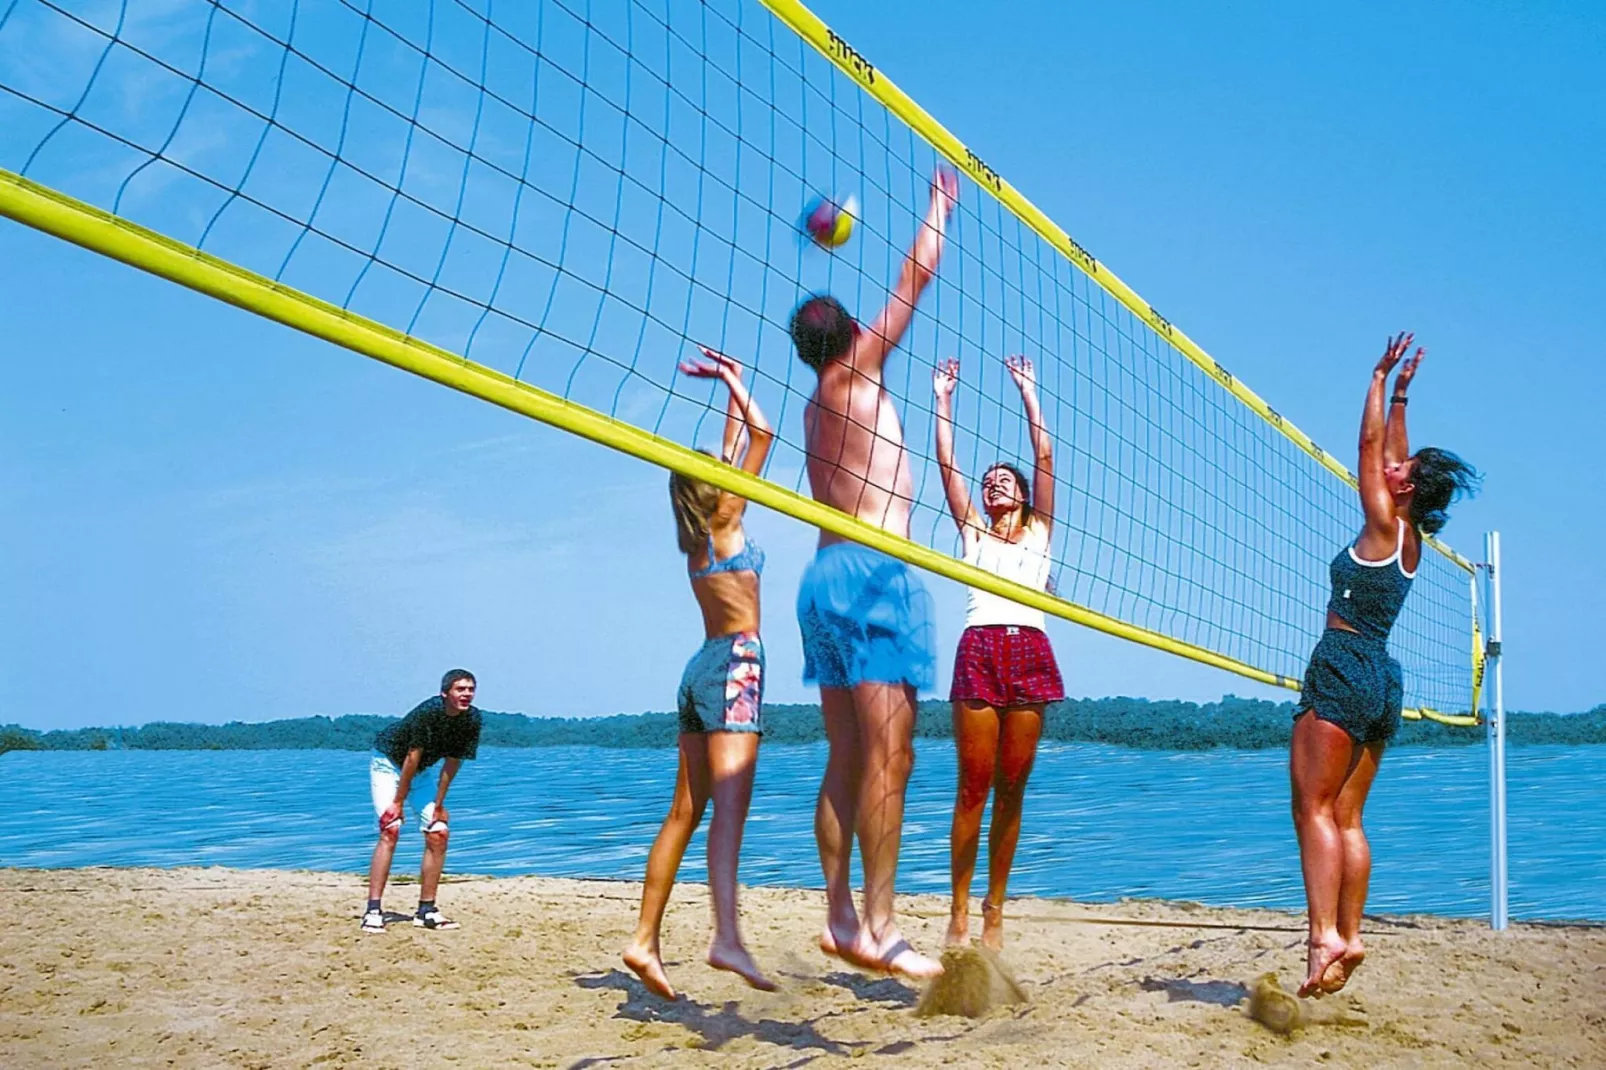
[0, 92, 1478, 731]
[2, 166, 1310, 697]
[758, 0, 1475, 580]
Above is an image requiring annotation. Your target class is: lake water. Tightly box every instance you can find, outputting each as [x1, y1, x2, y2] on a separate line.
[3, 742, 1601, 922]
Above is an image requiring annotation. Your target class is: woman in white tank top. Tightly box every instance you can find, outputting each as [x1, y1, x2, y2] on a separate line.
[933, 353, 1065, 951]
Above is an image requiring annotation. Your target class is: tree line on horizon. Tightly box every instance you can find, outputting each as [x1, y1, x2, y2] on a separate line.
[3, 696, 1604, 756]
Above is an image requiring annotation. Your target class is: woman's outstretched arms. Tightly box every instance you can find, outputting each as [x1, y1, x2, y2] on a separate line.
[1358, 333, 1414, 543]
[680, 346, 773, 529]
[680, 345, 774, 477]
[1384, 343, 1422, 467]
[696, 345, 751, 467]
[1006, 354, 1054, 532]
[720, 374, 749, 470]
[933, 357, 981, 533]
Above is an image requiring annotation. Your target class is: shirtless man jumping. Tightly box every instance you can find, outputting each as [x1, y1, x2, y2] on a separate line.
[792, 165, 959, 981]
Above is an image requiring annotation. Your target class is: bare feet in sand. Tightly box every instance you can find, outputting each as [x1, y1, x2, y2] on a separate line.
[622, 941, 676, 1000]
[1320, 939, 1365, 994]
[945, 905, 970, 947]
[708, 938, 778, 992]
[980, 898, 1005, 951]
[849, 927, 944, 981]
[819, 918, 858, 962]
[1298, 933, 1348, 998]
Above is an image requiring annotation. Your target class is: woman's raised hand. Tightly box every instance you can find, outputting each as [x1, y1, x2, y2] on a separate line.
[1004, 353, 1037, 395]
[1395, 342, 1426, 389]
[1375, 331, 1421, 377]
[679, 344, 743, 382]
[933, 357, 961, 400]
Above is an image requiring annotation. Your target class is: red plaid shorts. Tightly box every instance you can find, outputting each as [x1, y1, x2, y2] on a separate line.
[950, 625, 1064, 707]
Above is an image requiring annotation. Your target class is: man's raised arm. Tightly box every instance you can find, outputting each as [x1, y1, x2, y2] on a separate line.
[854, 167, 959, 376]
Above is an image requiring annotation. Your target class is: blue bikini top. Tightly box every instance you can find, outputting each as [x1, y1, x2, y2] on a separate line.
[690, 531, 765, 580]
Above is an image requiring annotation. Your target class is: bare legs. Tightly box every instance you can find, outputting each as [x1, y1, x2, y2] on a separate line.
[1290, 711, 1384, 996]
[946, 702, 1043, 950]
[366, 826, 399, 904]
[946, 703, 995, 947]
[850, 681, 922, 972]
[816, 689, 863, 958]
[624, 736, 710, 998]
[1329, 735, 1382, 992]
[624, 731, 772, 999]
[365, 816, 444, 908]
[704, 733, 776, 991]
[816, 683, 942, 979]
[420, 828, 448, 904]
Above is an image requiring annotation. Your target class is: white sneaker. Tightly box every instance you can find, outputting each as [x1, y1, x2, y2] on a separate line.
[361, 908, 385, 934]
[413, 907, 459, 930]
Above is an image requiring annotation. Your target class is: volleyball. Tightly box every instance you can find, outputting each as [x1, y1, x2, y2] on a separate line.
[802, 193, 857, 249]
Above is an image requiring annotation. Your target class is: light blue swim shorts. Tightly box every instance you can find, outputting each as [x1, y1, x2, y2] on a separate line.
[796, 541, 936, 691]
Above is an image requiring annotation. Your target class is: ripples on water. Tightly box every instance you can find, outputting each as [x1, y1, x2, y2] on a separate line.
[4, 743, 1601, 921]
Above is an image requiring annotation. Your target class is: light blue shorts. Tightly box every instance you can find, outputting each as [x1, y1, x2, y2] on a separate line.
[796, 542, 936, 690]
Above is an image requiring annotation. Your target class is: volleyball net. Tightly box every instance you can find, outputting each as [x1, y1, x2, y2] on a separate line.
[0, 0, 1481, 722]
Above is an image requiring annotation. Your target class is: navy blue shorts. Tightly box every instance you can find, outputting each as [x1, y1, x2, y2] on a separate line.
[1297, 628, 1403, 745]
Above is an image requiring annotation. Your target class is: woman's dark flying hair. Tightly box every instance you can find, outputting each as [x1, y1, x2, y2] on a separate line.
[789, 294, 856, 370]
[1408, 447, 1480, 535]
[984, 462, 1034, 529]
[440, 668, 476, 692]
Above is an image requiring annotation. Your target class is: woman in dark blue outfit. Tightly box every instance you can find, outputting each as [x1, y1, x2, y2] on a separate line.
[1291, 332, 1478, 998]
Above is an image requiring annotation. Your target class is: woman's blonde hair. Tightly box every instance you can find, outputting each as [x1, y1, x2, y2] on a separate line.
[669, 451, 723, 555]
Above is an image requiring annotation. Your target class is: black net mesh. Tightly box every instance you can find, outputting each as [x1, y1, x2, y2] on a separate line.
[0, 0, 1476, 713]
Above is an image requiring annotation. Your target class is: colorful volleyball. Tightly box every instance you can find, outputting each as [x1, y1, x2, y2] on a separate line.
[803, 194, 857, 249]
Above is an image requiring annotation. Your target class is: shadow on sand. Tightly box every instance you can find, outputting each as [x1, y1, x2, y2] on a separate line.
[574, 968, 852, 1056]
[1138, 975, 1250, 1008]
[569, 966, 956, 1068]
[815, 970, 920, 1007]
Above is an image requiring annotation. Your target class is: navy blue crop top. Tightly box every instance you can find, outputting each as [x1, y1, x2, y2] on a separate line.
[690, 531, 764, 580]
[1326, 518, 1415, 643]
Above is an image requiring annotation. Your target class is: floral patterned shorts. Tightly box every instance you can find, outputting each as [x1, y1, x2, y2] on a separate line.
[677, 631, 764, 735]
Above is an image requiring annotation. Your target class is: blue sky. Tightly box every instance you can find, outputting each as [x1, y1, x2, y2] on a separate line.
[2, 0, 1603, 729]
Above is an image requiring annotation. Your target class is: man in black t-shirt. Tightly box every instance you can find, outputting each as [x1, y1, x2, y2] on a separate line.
[361, 669, 484, 933]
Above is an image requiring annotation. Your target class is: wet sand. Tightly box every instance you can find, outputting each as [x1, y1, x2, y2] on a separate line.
[3, 867, 1602, 1068]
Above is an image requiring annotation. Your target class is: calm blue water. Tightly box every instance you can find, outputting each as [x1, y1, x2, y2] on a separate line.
[3, 743, 1601, 921]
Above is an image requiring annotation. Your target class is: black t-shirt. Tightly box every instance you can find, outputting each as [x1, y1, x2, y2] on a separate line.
[374, 696, 482, 771]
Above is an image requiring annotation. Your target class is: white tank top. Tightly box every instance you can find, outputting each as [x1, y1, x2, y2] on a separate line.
[963, 522, 1052, 630]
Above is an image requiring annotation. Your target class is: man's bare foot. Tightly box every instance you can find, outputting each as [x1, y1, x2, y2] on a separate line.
[1320, 939, 1365, 994]
[945, 903, 970, 947]
[623, 941, 676, 1000]
[819, 917, 859, 963]
[708, 938, 778, 992]
[849, 926, 944, 981]
[1298, 933, 1347, 998]
[980, 898, 1005, 951]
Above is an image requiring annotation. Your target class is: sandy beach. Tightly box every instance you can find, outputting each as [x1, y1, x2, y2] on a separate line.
[3, 867, 1602, 1068]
